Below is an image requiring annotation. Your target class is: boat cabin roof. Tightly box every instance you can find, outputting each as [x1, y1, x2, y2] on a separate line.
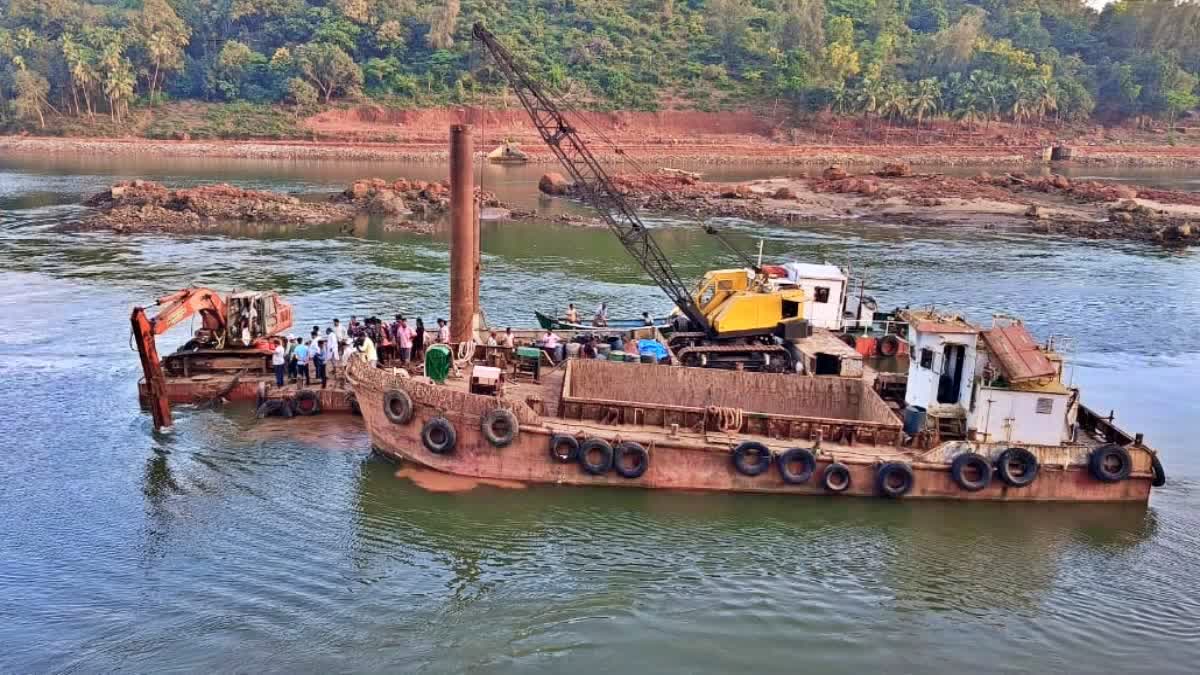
[981, 323, 1058, 384]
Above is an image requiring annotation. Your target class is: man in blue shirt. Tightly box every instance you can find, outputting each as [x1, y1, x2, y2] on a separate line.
[294, 339, 310, 386]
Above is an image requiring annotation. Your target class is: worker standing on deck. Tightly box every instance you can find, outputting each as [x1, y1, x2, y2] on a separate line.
[349, 316, 363, 339]
[285, 335, 298, 381]
[332, 318, 346, 343]
[340, 338, 353, 371]
[272, 338, 286, 387]
[359, 335, 378, 367]
[394, 316, 415, 363]
[541, 329, 562, 363]
[594, 302, 609, 327]
[324, 328, 339, 374]
[413, 318, 426, 361]
[240, 319, 252, 347]
[503, 327, 515, 349]
[642, 312, 653, 326]
[436, 318, 450, 344]
[565, 303, 579, 323]
[314, 338, 328, 389]
[487, 331, 498, 347]
[295, 340, 311, 386]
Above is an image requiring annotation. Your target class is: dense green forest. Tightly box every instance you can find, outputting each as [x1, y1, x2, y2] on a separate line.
[2, 0, 1199, 133]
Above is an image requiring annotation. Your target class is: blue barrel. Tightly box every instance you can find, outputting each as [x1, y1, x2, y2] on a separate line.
[903, 405, 927, 435]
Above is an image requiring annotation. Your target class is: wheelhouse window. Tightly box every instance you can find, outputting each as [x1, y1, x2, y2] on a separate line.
[1036, 398, 1054, 414]
[920, 348, 935, 370]
[814, 286, 830, 303]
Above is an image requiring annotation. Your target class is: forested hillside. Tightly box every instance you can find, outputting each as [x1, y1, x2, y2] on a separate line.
[2, 0, 1199, 134]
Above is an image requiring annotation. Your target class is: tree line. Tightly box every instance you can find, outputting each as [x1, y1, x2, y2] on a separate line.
[2, 0, 1199, 131]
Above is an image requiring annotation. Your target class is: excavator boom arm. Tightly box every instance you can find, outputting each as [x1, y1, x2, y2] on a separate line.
[150, 287, 226, 336]
[472, 24, 709, 332]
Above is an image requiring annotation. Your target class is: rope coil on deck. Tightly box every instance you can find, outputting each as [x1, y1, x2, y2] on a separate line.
[706, 406, 744, 433]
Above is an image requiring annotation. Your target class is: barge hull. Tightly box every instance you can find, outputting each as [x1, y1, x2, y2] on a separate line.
[351, 359, 1153, 503]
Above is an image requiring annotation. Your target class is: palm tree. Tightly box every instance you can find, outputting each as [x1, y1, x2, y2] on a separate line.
[954, 92, 985, 129]
[1010, 85, 1032, 130]
[879, 80, 909, 125]
[909, 78, 941, 128]
[831, 83, 852, 115]
[146, 33, 174, 101]
[105, 66, 134, 124]
[855, 77, 883, 131]
[968, 71, 1003, 129]
[1032, 76, 1058, 124]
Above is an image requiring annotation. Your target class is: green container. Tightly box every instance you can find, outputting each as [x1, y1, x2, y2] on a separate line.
[516, 346, 542, 359]
[608, 350, 626, 362]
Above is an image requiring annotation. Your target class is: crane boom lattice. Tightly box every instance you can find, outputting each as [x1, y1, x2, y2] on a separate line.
[472, 23, 708, 331]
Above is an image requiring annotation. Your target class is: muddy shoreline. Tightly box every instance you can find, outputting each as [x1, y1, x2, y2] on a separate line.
[6, 134, 1200, 168]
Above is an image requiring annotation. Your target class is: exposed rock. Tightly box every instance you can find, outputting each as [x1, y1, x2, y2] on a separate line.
[875, 162, 912, 178]
[1051, 174, 1072, 190]
[79, 180, 355, 233]
[772, 186, 798, 200]
[1025, 205, 1045, 219]
[1113, 185, 1138, 200]
[538, 172, 571, 195]
[822, 165, 849, 181]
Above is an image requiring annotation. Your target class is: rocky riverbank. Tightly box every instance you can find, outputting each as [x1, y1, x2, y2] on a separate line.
[543, 166, 1200, 246]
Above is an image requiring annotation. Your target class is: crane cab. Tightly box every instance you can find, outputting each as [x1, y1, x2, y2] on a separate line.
[691, 269, 806, 338]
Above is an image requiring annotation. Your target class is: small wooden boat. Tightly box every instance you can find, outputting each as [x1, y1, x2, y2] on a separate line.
[487, 142, 530, 164]
[534, 310, 672, 332]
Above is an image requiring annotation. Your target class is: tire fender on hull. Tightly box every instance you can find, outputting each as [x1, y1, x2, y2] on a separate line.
[579, 438, 614, 475]
[421, 417, 457, 454]
[481, 409, 519, 448]
[951, 452, 993, 492]
[732, 441, 772, 477]
[995, 447, 1039, 488]
[777, 448, 817, 484]
[383, 389, 414, 425]
[1089, 443, 1132, 483]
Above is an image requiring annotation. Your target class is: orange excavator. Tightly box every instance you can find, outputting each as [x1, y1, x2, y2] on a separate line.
[132, 287, 293, 429]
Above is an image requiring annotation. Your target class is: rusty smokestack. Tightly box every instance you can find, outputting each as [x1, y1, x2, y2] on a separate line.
[449, 124, 476, 343]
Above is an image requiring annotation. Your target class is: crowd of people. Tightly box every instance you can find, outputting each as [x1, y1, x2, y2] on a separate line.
[268, 314, 498, 388]
[265, 311, 667, 389]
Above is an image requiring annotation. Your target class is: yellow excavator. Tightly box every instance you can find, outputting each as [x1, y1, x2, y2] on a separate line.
[474, 24, 807, 371]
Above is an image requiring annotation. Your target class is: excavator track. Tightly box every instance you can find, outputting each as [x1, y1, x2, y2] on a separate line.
[675, 344, 794, 373]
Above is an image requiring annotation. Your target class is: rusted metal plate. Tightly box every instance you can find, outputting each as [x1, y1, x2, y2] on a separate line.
[981, 324, 1057, 383]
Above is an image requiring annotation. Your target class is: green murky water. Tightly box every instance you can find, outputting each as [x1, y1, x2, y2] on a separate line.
[1, 154, 1197, 672]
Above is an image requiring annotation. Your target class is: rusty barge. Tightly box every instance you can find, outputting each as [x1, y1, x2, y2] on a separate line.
[350, 317, 1163, 502]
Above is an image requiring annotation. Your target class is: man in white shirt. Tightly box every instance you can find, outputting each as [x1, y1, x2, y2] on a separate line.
[502, 327, 515, 349]
[272, 338, 286, 386]
[541, 330, 562, 362]
[333, 318, 346, 343]
[324, 328, 339, 373]
[435, 318, 450, 343]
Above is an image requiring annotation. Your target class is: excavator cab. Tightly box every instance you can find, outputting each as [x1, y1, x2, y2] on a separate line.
[225, 292, 293, 346]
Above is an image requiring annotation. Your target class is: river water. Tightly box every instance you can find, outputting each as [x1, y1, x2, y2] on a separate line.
[1, 154, 1198, 673]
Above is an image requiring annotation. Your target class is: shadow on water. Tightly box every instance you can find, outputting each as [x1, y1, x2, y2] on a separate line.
[351, 456, 1156, 616]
